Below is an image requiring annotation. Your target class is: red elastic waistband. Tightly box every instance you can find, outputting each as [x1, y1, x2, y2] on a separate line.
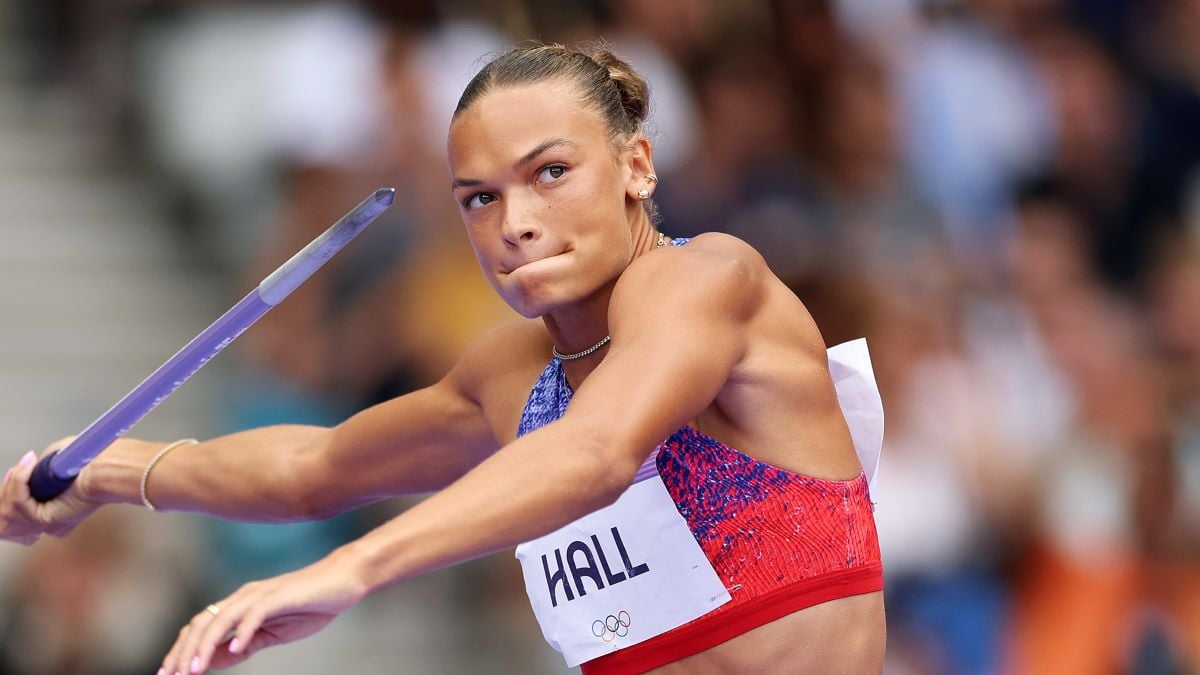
[581, 563, 884, 675]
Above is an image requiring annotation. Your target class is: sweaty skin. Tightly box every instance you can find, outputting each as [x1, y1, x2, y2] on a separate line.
[0, 79, 883, 674]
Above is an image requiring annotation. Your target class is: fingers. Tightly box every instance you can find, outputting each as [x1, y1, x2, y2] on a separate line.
[229, 605, 271, 661]
[163, 584, 268, 675]
[0, 466, 16, 538]
[161, 624, 191, 675]
[2, 451, 35, 499]
[164, 607, 227, 674]
[0, 452, 41, 544]
[7, 453, 41, 522]
[204, 641, 248, 670]
[162, 559, 357, 673]
[185, 601, 248, 673]
[10, 451, 39, 504]
[46, 521, 79, 538]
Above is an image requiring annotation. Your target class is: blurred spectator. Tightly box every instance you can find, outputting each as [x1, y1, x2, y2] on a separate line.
[803, 45, 949, 286]
[1147, 235, 1200, 668]
[135, 2, 388, 267]
[893, 2, 1056, 270]
[654, 39, 815, 279]
[0, 510, 204, 675]
[864, 275, 1019, 675]
[6, 0, 1200, 673]
[1006, 185, 1196, 674]
[1022, 24, 1148, 290]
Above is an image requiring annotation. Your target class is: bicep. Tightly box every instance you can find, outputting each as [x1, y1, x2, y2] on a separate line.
[309, 378, 500, 508]
[303, 320, 547, 509]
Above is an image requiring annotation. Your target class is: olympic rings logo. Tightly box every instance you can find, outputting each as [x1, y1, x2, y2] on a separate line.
[591, 610, 631, 642]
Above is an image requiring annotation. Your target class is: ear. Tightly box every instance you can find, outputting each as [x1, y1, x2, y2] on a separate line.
[623, 135, 657, 201]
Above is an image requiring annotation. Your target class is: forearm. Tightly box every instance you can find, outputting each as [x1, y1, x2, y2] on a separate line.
[77, 381, 498, 523]
[81, 425, 330, 522]
[338, 419, 638, 595]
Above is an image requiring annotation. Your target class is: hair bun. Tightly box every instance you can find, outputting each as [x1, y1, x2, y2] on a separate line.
[454, 42, 652, 139]
[590, 49, 650, 129]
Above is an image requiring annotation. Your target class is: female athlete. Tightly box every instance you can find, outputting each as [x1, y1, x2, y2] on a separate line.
[0, 44, 885, 674]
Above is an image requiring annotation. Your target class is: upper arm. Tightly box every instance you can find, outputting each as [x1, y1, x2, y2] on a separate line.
[562, 234, 767, 472]
[305, 322, 542, 511]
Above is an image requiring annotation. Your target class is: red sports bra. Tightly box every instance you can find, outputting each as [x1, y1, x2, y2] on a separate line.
[580, 425, 883, 674]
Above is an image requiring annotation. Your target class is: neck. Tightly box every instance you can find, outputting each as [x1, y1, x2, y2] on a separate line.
[541, 213, 661, 373]
[543, 291, 612, 357]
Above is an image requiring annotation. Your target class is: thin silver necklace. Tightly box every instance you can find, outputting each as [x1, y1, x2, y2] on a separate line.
[553, 335, 610, 361]
[552, 232, 666, 361]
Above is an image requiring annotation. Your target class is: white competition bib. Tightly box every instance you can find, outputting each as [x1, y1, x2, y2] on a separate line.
[515, 470, 730, 667]
[515, 338, 884, 667]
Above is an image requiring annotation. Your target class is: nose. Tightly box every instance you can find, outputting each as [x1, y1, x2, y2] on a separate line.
[500, 198, 542, 247]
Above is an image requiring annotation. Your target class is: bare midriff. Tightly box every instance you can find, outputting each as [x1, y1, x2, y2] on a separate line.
[649, 591, 886, 675]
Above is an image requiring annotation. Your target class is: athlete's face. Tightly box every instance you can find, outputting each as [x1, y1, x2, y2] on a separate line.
[448, 80, 648, 318]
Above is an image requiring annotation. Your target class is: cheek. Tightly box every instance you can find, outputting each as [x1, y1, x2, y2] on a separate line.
[555, 176, 628, 241]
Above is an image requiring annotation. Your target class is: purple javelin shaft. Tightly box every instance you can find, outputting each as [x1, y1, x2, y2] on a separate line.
[30, 187, 394, 500]
[48, 291, 270, 480]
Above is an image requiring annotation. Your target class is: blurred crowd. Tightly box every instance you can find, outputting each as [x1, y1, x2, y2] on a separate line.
[6, 0, 1200, 673]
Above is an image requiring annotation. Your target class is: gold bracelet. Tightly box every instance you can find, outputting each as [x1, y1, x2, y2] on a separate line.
[139, 439, 198, 511]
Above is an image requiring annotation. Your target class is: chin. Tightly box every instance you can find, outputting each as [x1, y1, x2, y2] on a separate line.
[501, 280, 587, 318]
[499, 272, 568, 318]
[508, 298, 546, 319]
[506, 291, 567, 319]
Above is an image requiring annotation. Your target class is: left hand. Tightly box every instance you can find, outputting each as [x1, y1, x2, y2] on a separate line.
[0, 440, 101, 546]
[160, 551, 368, 674]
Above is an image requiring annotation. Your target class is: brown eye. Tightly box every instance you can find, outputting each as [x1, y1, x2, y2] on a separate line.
[465, 193, 496, 209]
[537, 165, 567, 183]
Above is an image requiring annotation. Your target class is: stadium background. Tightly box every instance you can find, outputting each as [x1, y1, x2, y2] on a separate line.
[1, 1, 1198, 673]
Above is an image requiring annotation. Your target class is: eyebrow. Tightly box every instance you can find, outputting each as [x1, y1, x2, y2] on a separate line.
[451, 137, 574, 190]
[451, 177, 482, 189]
[516, 137, 572, 168]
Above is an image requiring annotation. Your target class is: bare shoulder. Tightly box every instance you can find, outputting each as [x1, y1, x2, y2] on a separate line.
[677, 231, 768, 261]
[611, 232, 769, 321]
[442, 319, 551, 445]
[447, 318, 549, 398]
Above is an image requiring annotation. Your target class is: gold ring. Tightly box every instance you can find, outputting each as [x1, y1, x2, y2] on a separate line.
[205, 604, 221, 617]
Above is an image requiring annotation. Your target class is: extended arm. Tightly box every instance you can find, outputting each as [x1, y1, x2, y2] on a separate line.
[81, 375, 496, 522]
[1, 334, 503, 541]
[166, 237, 769, 673]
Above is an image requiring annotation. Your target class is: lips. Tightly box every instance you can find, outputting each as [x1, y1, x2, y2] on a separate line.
[502, 248, 568, 274]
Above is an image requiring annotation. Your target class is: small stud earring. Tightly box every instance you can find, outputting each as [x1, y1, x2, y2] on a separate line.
[646, 174, 658, 183]
[638, 188, 650, 200]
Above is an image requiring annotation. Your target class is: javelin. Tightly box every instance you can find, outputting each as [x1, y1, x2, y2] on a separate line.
[28, 187, 396, 502]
